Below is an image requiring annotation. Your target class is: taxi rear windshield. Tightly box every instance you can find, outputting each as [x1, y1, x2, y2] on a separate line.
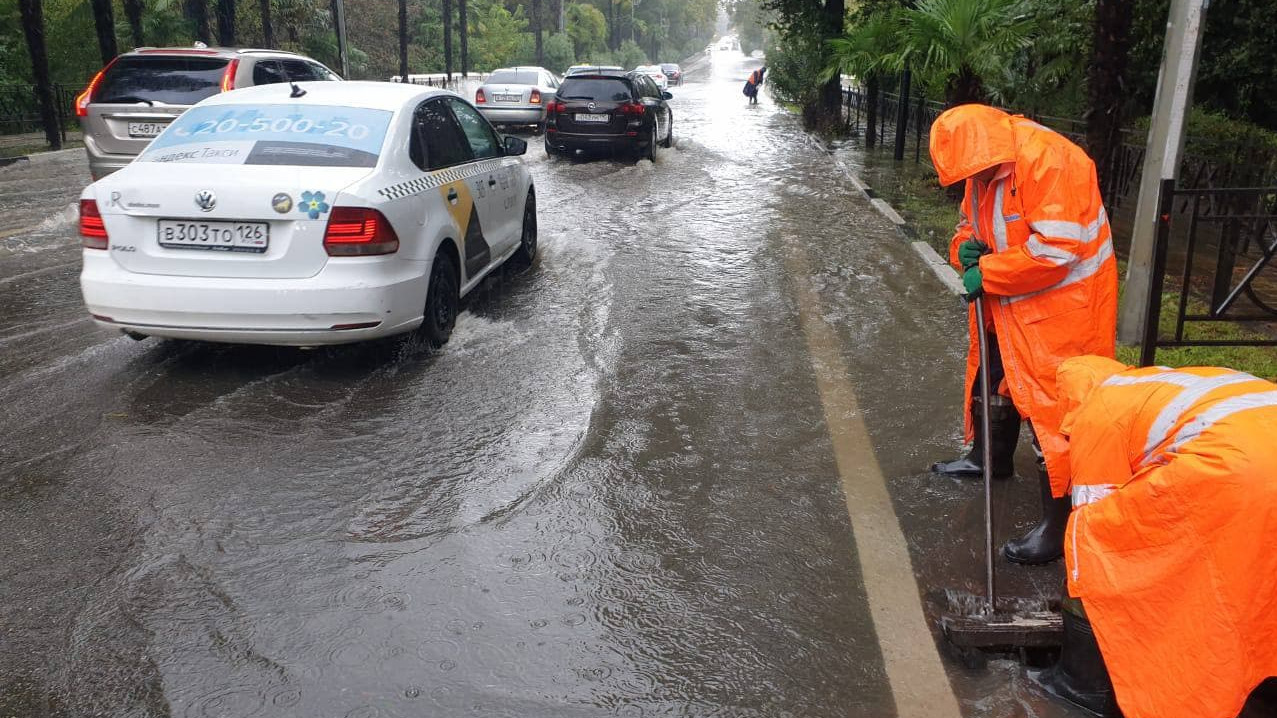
[96, 56, 230, 106]
[558, 78, 632, 102]
[138, 103, 393, 168]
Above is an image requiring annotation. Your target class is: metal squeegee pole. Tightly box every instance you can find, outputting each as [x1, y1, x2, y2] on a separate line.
[974, 297, 996, 612]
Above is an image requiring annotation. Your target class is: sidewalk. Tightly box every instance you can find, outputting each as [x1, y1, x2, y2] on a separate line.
[0, 130, 82, 159]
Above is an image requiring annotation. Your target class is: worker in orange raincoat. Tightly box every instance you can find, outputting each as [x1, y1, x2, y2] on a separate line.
[1040, 355, 1277, 718]
[928, 104, 1118, 564]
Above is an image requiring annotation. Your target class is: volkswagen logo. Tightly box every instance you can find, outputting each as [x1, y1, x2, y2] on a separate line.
[588, 102, 597, 111]
[194, 190, 216, 212]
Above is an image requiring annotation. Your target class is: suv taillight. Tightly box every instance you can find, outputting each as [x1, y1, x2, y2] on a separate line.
[530, 88, 542, 104]
[547, 101, 565, 114]
[475, 88, 486, 104]
[620, 102, 645, 116]
[323, 207, 399, 256]
[220, 59, 239, 92]
[75, 57, 117, 117]
[79, 199, 108, 249]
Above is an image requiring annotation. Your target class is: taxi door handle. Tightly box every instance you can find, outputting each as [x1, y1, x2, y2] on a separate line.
[488, 177, 497, 187]
[447, 188, 458, 203]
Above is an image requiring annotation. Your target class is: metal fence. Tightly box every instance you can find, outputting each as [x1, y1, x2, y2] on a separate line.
[1139, 181, 1277, 364]
[0, 84, 80, 139]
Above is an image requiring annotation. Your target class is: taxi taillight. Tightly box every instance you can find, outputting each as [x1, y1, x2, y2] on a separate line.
[79, 199, 108, 249]
[323, 207, 399, 256]
[475, 88, 486, 104]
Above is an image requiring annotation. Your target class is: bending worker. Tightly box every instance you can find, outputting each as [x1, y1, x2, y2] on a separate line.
[928, 104, 1117, 564]
[1040, 355, 1277, 718]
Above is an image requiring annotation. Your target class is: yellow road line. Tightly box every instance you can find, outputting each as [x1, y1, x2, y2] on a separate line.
[786, 243, 962, 718]
[0, 224, 40, 240]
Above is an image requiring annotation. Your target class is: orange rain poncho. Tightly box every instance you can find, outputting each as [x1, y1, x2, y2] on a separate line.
[1058, 356, 1277, 718]
[929, 105, 1118, 497]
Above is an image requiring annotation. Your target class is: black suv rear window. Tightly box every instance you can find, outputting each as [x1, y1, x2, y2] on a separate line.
[558, 78, 632, 102]
[95, 56, 230, 106]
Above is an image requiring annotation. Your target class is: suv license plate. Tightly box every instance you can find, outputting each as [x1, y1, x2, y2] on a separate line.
[158, 220, 269, 253]
[575, 113, 609, 123]
[128, 122, 166, 138]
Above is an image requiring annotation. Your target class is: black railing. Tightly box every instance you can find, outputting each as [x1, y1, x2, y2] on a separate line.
[1140, 181, 1277, 365]
[0, 84, 80, 139]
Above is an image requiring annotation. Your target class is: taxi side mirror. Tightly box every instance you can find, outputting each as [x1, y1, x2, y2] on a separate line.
[503, 136, 528, 156]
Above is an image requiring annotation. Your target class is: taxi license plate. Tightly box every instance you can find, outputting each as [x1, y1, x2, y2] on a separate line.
[494, 93, 521, 102]
[575, 113, 609, 123]
[158, 220, 269, 253]
[128, 122, 166, 138]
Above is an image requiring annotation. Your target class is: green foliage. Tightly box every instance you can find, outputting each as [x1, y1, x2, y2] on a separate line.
[566, 2, 607, 58]
[764, 24, 827, 110]
[730, 0, 771, 56]
[998, 0, 1090, 116]
[614, 38, 647, 68]
[471, 2, 528, 71]
[899, 0, 1036, 105]
[544, 31, 576, 72]
[824, 7, 904, 83]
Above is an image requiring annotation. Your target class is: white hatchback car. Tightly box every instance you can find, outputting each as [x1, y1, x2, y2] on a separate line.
[79, 81, 537, 347]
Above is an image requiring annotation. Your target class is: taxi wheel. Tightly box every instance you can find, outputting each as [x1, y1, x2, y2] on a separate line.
[512, 190, 537, 266]
[423, 251, 458, 347]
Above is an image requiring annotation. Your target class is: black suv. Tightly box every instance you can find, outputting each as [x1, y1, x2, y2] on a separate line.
[544, 71, 673, 160]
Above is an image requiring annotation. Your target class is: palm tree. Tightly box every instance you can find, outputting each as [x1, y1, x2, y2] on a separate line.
[17, 0, 60, 150]
[826, 8, 904, 147]
[899, 0, 1035, 106]
[90, 0, 117, 63]
[1087, 0, 1133, 192]
[123, 0, 145, 46]
[259, 0, 273, 46]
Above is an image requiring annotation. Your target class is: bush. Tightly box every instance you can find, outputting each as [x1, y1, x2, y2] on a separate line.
[764, 28, 826, 112]
[545, 32, 576, 73]
[1132, 107, 1277, 182]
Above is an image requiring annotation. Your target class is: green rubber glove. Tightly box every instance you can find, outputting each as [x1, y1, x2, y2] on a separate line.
[957, 240, 991, 270]
[963, 265, 983, 299]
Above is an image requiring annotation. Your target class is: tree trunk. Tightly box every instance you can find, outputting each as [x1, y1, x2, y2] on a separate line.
[814, 0, 846, 129]
[17, 0, 61, 150]
[458, 0, 468, 76]
[398, 0, 409, 79]
[1087, 0, 1134, 196]
[947, 66, 983, 107]
[533, 0, 543, 64]
[216, 0, 235, 46]
[186, 0, 211, 43]
[89, 0, 117, 64]
[865, 74, 879, 149]
[609, 0, 617, 49]
[122, 0, 144, 47]
[443, 0, 453, 80]
[259, 0, 273, 47]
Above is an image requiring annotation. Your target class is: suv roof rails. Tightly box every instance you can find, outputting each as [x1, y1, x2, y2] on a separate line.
[237, 48, 302, 56]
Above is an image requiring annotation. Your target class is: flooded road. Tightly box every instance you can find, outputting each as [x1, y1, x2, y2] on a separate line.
[1, 52, 1084, 717]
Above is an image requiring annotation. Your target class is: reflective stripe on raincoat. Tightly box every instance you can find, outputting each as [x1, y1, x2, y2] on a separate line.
[1056, 355, 1277, 718]
[929, 104, 1118, 497]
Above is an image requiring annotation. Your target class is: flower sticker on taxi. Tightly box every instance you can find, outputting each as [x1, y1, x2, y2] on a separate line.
[300, 191, 330, 219]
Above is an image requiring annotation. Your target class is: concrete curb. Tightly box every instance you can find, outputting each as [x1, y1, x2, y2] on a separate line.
[828, 156, 963, 296]
[0, 147, 81, 170]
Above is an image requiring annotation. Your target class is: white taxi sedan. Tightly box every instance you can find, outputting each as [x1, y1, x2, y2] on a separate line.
[79, 81, 537, 347]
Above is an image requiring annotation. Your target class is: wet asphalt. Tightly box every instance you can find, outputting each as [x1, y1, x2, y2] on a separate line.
[0, 52, 1086, 717]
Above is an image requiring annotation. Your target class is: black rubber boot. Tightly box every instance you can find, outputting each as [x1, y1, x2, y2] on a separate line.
[1003, 465, 1070, 564]
[931, 396, 1020, 479]
[1031, 608, 1120, 717]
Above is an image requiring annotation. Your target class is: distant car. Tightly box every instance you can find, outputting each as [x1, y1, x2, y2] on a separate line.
[659, 63, 683, 86]
[78, 81, 537, 347]
[634, 65, 669, 91]
[474, 66, 560, 130]
[544, 71, 673, 161]
[76, 45, 341, 180]
[564, 64, 624, 77]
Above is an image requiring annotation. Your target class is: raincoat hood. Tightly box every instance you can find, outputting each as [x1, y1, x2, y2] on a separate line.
[1057, 355, 1128, 436]
[929, 104, 1018, 186]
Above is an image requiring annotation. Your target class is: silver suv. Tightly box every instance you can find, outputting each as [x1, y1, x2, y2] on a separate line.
[76, 46, 341, 179]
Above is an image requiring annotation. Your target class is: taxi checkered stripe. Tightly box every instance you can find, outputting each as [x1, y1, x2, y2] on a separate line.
[378, 158, 511, 200]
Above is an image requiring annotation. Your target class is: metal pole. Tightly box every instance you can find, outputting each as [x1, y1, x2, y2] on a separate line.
[1117, 0, 1209, 344]
[1139, 179, 1177, 366]
[335, 0, 349, 78]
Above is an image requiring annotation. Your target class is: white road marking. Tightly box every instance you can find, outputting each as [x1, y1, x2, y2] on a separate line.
[787, 245, 962, 718]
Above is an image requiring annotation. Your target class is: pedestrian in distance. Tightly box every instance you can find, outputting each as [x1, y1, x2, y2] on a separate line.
[743, 66, 765, 105]
[1037, 355, 1277, 718]
[927, 104, 1118, 565]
